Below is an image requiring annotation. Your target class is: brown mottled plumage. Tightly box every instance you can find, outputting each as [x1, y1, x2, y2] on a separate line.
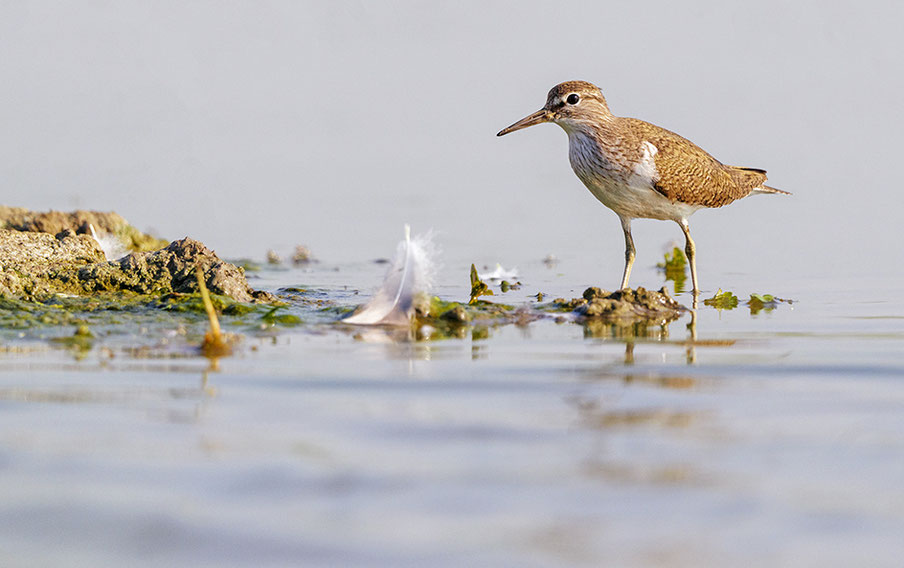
[623, 118, 754, 207]
[497, 80, 788, 297]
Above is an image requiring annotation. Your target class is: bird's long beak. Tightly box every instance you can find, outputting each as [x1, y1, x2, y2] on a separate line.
[497, 109, 552, 136]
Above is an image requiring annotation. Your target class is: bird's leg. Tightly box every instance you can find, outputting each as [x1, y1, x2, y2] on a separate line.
[678, 219, 699, 300]
[619, 217, 635, 290]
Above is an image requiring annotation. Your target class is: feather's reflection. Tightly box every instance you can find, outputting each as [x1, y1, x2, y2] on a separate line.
[346, 324, 443, 361]
[343, 320, 497, 361]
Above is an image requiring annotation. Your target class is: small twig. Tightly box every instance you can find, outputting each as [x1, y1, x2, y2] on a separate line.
[195, 266, 234, 357]
[196, 266, 221, 340]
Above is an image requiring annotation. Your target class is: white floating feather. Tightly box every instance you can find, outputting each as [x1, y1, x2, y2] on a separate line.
[343, 225, 436, 326]
[89, 223, 129, 261]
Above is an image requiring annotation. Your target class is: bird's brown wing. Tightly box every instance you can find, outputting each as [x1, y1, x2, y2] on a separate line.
[623, 118, 761, 208]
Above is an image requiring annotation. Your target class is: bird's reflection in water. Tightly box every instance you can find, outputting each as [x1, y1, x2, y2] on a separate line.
[581, 308, 706, 367]
[566, 309, 729, 485]
[686, 309, 697, 364]
[572, 397, 701, 428]
[568, 393, 711, 486]
[581, 317, 674, 341]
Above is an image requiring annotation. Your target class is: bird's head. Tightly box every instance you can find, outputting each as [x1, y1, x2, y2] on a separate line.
[497, 81, 612, 137]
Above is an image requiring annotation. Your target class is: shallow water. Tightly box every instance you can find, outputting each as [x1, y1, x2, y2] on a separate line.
[1, 256, 903, 568]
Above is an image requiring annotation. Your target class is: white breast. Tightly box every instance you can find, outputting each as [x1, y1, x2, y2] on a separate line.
[567, 134, 701, 222]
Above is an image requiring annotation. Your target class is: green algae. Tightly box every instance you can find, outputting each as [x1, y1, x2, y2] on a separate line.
[700, 290, 791, 314]
[499, 280, 521, 293]
[420, 295, 514, 322]
[50, 324, 96, 355]
[748, 293, 792, 315]
[0, 291, 263, 338]
[0, 296, 131, 330]
[230, 259, 263, 273]
[704, 289, 739, 310]
[657, 247, 687, 271]
[657, 247, 688, 294]
[223, 303, 257, 316]
[261, 306, 303, 327]
[115, 224, 168, 252]
[0, 288, 317, 361]
[151, 293, 230, 314]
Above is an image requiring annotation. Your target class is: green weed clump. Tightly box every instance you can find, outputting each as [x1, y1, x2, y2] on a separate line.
[702, 290, 792, 314]
[657, 247, 688, 293]
[704, 289, 739, 310]
[468, 264, 494, 305]
[747, 293, 792, 315]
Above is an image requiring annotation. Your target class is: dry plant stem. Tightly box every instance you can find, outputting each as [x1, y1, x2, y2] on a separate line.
[195, 266, 222, 340]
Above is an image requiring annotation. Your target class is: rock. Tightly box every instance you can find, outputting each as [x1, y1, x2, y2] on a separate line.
[583, 286, 608, 300]
[79, 238, 259, 302]
[0, 230, 106, 298]
[292, 245, 313, 265]
[440, 304, 470, 323]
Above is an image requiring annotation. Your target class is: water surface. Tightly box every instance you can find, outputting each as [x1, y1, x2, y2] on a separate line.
[1, 256, 902, 567]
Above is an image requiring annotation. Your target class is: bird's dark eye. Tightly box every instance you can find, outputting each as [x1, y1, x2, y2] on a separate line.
[566, 94, 580, 105]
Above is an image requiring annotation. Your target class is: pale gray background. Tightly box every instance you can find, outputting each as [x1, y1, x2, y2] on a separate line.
[2, 1, 900, 279]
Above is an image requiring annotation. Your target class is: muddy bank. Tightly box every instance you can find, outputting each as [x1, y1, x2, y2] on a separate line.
[0, 208, 270, 303]
[0, 206, 167, 252]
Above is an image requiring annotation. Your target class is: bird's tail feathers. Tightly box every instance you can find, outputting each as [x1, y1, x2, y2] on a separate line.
[752, 185, 791, 196]
[727, 165, 768, 188]
[726, 166, 790, 196]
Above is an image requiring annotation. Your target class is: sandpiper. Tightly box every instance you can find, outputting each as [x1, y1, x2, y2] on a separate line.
[497, 80, 788, 296]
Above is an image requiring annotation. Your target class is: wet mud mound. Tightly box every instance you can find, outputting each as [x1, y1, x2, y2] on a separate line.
[552, 286, 686, 320]
[0, 207, 270, 302]
[79, 238, 271, 302]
